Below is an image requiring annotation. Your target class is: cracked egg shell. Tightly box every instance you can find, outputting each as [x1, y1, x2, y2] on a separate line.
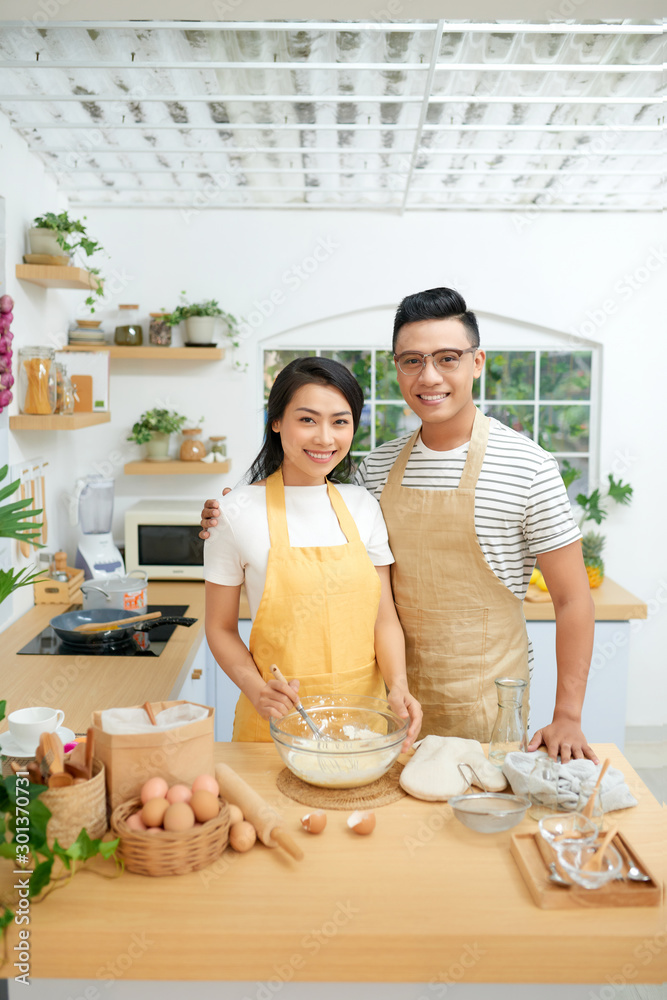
[347, 810, 376, 835]
[301, 811, 327, 834]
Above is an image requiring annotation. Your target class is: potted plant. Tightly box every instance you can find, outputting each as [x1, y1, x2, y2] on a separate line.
[163, 292, 240, 347]
[127, 408, 188, 462]
[28, 212, 105, 312]
[533, 463, 633, 591]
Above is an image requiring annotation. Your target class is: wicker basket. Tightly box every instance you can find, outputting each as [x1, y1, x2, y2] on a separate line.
[110, 797, 230, 876]
[39, 759, 108, 848]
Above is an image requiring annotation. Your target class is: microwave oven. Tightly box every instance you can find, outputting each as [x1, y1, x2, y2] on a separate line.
[124, 500, 205, 580]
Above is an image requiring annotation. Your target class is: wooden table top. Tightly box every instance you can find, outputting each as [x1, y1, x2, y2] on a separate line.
[1, 742, 664, 984]
[523, 577, 647, 621]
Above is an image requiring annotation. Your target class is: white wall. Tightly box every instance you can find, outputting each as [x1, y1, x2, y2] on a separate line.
[1, 141, 664, 725]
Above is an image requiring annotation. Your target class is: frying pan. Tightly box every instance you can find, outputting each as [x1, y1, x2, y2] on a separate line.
[49, 608, 197, 648]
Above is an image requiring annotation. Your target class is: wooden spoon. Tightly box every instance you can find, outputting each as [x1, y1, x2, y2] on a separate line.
[84, 727, 94, 780]
[143, 702, 158, 726]
[74, 611, 163, 633]
[581, 758, 610, 819]
[582, 825, 618, 872]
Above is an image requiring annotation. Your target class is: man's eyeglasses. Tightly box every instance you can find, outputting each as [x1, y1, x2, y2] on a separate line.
[393, 347, 477, 376]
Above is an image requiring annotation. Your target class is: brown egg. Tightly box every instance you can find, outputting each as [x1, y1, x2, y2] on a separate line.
[229, 820, 256, 852]
[141, 797, 170, 828]
[301, 811, 327, 834]
[190, 790, 220, 824]
[163, 802, 195, 832]
[227, 804, 244, 826]
[166, 783, 192, 805]
[192, 774, 219, 796]
[347, 810, 376, 835]
[140, 776, 168, 804]
[126, 811, 147, 832]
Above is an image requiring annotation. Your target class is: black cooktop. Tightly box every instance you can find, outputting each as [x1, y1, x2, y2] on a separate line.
[17, 605, 189, 657]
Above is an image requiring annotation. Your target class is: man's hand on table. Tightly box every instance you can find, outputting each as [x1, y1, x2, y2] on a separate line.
[527, 716, 599, 764]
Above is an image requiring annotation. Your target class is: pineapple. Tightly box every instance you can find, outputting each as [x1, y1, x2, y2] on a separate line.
[582, 531, 605, 588]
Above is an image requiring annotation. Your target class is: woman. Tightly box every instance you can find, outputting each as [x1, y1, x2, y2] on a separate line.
[204, 356, 421, 747]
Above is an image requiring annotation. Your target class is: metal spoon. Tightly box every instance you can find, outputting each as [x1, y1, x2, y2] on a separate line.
[270, 665, 332, 741]
[614, 836, 652, 882]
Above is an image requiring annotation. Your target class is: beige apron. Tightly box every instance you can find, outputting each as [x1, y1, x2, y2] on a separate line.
[379, 409, 529, 742]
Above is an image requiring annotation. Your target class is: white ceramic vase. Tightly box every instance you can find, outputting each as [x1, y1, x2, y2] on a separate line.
[28, 227, 68, 257]
[184, 316, 217, 345]
[144, 432, 171, 462]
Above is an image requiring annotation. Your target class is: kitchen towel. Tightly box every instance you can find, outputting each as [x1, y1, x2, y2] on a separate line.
[399, 735, 508, 801]
[502, 751, 638, 812]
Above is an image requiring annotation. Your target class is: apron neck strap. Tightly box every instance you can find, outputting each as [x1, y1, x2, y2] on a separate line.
[385, 429, 421, 485]
[458, 408, 490, 490]
[265, 468, 362, 546]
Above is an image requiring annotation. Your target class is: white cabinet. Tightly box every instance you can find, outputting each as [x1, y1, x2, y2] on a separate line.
[177, 635, 211, 706]
[211, 618, 251, 741]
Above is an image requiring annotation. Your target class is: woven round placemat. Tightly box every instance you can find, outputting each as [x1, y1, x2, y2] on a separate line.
[276, 761, 406, 809]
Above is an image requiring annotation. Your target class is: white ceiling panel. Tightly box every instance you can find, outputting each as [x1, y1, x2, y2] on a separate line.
[0, 18, 662, 211]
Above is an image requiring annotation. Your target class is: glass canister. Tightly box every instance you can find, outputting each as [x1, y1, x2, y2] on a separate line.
[54, 362, 76, 415]
[149, 312, 172, 346]
[18, 346, 56, 414]
[488, 677, 528, 767]
[180, 428, 207, 461]
[527, 753, 561, 820]
[114, 304, 143, 346]
[209, 435, 227, 457]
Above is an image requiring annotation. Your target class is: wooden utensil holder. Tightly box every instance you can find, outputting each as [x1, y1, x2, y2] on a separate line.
[33, 565, 84, 605]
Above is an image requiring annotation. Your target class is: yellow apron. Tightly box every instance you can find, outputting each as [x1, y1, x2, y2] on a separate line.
[232, 468, 386, 741]
[379, 408, 529, 742]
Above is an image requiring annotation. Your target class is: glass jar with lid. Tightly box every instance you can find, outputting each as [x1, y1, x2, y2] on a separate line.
[209, 435, 227, 457]
[54, 362, 76, 415]
[180, 428, 207, 462]
[114, 304, 143, 346]
[149, 312, 172, 347]
[18, 346, 56, 414]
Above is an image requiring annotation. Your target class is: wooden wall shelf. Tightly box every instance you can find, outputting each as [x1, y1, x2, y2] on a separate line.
[124, 460, 230, 475]
[62, 345, 225, 360]
[16, 263, 102, 291]
[10, 413, 111, 430]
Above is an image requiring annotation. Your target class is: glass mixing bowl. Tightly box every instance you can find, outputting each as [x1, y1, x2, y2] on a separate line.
[555, 841, 623, 890]
[269, 694, 408, 789]
[538, 811, 599, 847]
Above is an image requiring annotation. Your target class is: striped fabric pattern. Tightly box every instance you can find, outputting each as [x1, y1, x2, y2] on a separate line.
[354, 417, 581, 601]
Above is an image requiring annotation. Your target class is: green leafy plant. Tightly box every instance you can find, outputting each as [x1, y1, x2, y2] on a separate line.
[126, 407, 188, 446]
[0, 466, 43, 606]
[162, 291, 243, 355]
[31, 211, 105, 311]
[0, 702, 121, 963]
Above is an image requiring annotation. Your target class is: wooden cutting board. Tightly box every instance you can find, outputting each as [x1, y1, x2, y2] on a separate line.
[511, 831, 661, 908]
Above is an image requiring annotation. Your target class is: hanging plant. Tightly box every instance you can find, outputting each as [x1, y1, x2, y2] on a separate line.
[0, 295, 14, 413]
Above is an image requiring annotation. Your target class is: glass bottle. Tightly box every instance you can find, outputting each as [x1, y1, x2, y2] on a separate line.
[114, 304, 143, 346]
[209, 435, 226, 457]
[488, 677, 528, 767]
[180, 428, 207, 461]
[18, 346, 56, 414]
[149, 312, 172, 346]
[54, 362, 76, 415]
[575, 774, 606, 831]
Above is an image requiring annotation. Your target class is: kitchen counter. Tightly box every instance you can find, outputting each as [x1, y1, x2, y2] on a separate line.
[523, 576, 647, 621]
[0, 742, 664, 986]
[0, 583, 211, 734]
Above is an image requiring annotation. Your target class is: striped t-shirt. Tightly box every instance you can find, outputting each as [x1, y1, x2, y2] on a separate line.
[354, 416, 581, 600]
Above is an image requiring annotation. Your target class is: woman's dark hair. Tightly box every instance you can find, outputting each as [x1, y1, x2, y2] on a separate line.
[392, 287, 480, 352]
[247, 356, 364, 484]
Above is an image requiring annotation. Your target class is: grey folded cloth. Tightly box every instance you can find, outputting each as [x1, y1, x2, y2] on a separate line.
[502, 751, 638, 813]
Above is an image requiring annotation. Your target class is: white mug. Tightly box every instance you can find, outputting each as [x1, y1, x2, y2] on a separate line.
[7, 707, 65, 753]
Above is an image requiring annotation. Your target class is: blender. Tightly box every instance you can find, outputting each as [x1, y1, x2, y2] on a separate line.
[73, 476, 125, 580]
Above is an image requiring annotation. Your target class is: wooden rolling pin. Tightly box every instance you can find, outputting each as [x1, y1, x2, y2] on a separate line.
[215, 762, 303, 861]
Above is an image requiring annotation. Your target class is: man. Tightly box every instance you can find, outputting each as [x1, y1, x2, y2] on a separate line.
[201, 287, 597, 763]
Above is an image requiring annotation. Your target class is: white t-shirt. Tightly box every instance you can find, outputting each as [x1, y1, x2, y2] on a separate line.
[354, 416, 581, 601]
[204, 482, 394, 619]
